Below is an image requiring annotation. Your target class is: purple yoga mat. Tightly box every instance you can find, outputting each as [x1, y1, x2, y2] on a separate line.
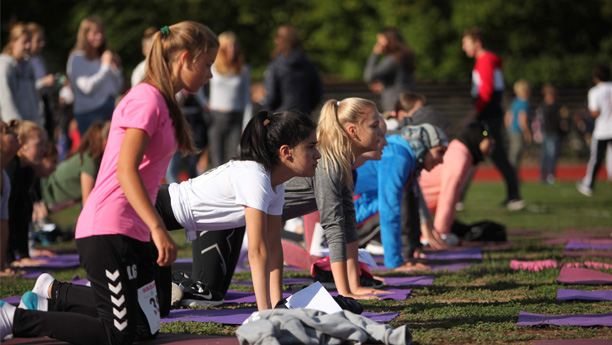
[374, 262, 475, 272]
[1, 296, 21, 306]
[330, 289, 410, 301]
[517, 311, 612, 327]
[162, 308, 398, 325]
[231, 277, 313, 286]
[543, 237, 612, 245]
[422, 247, 482, 261]
[557, 289, 612, 301]
[534, 340, 612, 345]
[557, 267, 612, 285]
[383, 276, 434, 286]
[566, 241, 612, 251]
[564, 250, 612, 259]
[16, 254, 81, 269]
[224, 290, 291, 304]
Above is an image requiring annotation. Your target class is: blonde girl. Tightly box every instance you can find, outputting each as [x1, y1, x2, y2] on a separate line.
[283, 97, 387, 299]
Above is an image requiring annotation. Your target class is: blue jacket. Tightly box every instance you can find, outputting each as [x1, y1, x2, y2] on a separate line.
[354, 135, 416, 269]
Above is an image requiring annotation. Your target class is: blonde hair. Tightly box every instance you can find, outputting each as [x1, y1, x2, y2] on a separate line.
[317, 98, 377, 187]
[215, 31, 244, 75]
[72, 15, 106, 60]
[513, 80, 530, 99]
[14, 120, 46, 144]
[2, 22, 29, 55]
[142, 21, 218, 154]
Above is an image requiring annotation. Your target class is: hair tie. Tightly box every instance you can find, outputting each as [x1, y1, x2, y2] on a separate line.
[160, 26, 170, 36]
[263, 112, 272, 126]
[336, 101, 341, 107]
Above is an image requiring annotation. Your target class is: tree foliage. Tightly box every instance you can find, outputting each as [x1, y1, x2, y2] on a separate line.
[2, 0, 611, 87]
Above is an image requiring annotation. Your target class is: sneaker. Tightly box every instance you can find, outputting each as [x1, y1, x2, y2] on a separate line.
[546, 175, 555, 185]
[506, 199, 526, 211]
[18, 291, 48, 311]
[455, 202, 465, 212]
[180, 281, 224, 307]
[0, 301, 15, 340]
[32, 273, 55, 300]
[171, 283, 183, 307]
[364, 240, 384, 256]
[576, 182, 593, 197]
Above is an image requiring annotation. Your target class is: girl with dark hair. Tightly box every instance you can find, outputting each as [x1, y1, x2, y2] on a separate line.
[1, 21, 219, 345]
[153, 110, 320, 311]
[364, 27, 416, 112]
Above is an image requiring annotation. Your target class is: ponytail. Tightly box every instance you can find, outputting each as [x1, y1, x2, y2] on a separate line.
[240, 110, 316, 171]
[317, 98, 376, 187]
[142, 21, 218, 155]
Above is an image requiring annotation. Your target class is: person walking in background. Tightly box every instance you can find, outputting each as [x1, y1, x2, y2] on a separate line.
[536, 84, 569, 185]
[207, 31, 252, 168]
[364, 27, 417, 113]
[263, 25, 321, 115]
[576, 64, 612, 196]
[461, 27, 524, 211]
[505, 80, 532, 183]
[67, 15, 123, 135]
[130, 27, 156, 87]
[26, 22, 57, 140]
[0, 23, 42, 125]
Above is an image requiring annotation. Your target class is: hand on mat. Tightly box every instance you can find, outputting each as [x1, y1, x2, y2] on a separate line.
[343, 290, 380, 301]
[31, 249, 57, 257]
[393, 261, 430, 273]
[152, 227, 177, 266]
[412, 249, 427, 259]
[0, 267, 22, 276]
[425, 230, 448, 251]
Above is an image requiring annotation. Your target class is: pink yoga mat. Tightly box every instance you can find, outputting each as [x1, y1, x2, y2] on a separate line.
[517, 311, 612, 327]
[557, 267, 612, 285]
[557, 289, 612, 301]
[162, 308, 398, 325]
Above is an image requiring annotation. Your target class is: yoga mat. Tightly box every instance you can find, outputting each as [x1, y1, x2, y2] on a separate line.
[3, 333, 240, 345]
[510, 259, 558, 272]
[557, 267, 612, 285]
[1, 296, 21, 306]
[543, 237, 612, 245]
[15, 254, 81, 270]
[534, 340, 612, 345]
[374, 262, 474, 272]
[557, 289, 612, 301]
[566, 241, 612, 251]
[231, 277, 314, 286]
[225, 288, 410, 303]
[422, 247, 482, 261]
[564, 250, 612, 259]
[162, 308, 398, 325]
[330, 288, 410, 301]
[517, 311, 612, 327]
[383, 276, 434, 286]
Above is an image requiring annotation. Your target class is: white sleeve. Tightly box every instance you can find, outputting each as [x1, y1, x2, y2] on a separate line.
[588, 87, 600, 113]
[69, 54, 113, 95]
[233, 170, 272, 213]
[268, 185, 284, 216]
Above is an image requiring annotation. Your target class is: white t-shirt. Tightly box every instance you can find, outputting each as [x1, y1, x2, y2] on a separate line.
[169, 160, 284, 240]
[588, 82, 612, 140]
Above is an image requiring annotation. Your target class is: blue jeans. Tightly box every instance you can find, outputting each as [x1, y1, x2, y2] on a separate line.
[75, 98, 115, 135]
[540, 133, 560, 181]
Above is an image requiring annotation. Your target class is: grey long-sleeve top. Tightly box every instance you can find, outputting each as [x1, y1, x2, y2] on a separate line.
[0, 54, 42, 124]
[283, 163, 357, 263]
[363, 53, 415, 112]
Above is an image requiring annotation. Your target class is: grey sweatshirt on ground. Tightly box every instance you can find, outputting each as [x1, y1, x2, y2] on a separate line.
[236, 308, 412, 345]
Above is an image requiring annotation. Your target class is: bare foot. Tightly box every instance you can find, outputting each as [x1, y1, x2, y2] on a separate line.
[32, 249, 57, 257]
[0, 267, 20, 276]
[393, 262, 431, 272]
[11, 257, 49, 267]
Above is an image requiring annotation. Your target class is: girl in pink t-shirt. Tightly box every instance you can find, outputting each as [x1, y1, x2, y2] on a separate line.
[2, 22, 219, 345]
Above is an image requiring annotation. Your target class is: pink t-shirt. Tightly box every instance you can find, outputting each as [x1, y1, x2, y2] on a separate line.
[75, 83, 176, 242]
[419, 140, 472, 234]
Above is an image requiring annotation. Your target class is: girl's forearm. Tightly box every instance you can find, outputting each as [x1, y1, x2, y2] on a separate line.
[331, 260, 352, 296]
[248, 247, 271, 310]
[346, 241, 362, 292]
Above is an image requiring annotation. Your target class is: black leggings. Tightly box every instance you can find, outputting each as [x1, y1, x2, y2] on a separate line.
[13, 235, 159, 345]
[155, 184, 245, 312]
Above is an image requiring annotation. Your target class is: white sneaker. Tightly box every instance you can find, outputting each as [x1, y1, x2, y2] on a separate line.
[506, 199, 526, 211]
[32, 273, 55, 299]
[171, 283, 183, 307]
[364, 241, 384, 256]
[0, 301, 15, 340]
[576, 182, 593, 197]
[455, 202, 465, 212]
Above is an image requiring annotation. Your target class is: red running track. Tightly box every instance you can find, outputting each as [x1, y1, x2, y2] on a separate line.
[473, 164, 610, 182]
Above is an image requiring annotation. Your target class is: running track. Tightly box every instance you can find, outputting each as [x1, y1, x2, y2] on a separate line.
[474, 164, 610, 182]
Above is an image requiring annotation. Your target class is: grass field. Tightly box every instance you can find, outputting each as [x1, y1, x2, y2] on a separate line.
[2, 181, 611, 344]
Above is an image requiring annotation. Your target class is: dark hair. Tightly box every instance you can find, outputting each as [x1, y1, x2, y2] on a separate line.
[239, 110, 316, 171]
[76, 121, 111, 164]
[272, 25, 302, 58]
[395, 92, 427, 114]
[593, 64, 611, 82]
[463, 27, 486, 46]
[379, 27, 415, 72]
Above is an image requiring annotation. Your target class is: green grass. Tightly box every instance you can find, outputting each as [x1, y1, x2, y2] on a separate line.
[2, 181, 612, 344]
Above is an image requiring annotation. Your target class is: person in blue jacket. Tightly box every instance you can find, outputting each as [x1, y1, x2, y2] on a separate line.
[354, 123, 448, 270]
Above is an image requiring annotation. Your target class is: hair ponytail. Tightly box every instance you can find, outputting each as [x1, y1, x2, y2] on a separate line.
[142, 21, 218, 155]
[317, 98, 376, 187]
[240, 110, 316, 171]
